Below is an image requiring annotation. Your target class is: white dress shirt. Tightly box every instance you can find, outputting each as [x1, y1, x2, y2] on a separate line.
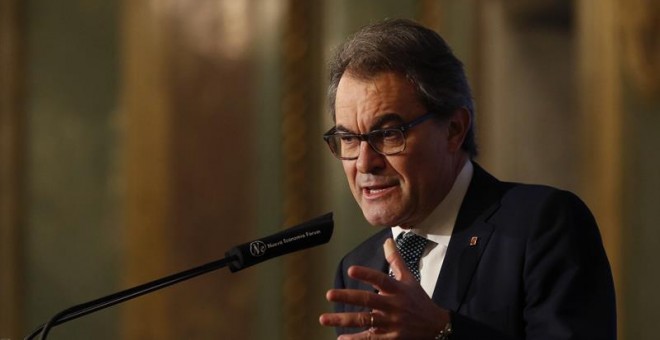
[391, 160, 473, 297]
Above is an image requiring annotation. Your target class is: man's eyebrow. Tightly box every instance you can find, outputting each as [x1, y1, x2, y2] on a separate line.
[371, 113, 404, 129]
[335, 113, 404, 133]
[334, 125, 351, 133]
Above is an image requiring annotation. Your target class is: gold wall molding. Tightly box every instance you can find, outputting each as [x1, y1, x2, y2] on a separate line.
[0, 0, 24, 338]
[418, 0, 443, 32]
[577, 0, 623, 337]
[620, 0, 660, 98]
[281, 0, 324, 339]
[120, 0, 173, 337]
[121, 0, 258, 338]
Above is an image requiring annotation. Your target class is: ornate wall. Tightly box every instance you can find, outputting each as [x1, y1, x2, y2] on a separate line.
[2, 1, 658, 339]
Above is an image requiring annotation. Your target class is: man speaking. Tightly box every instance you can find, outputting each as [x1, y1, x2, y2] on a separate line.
[318, 19, 616, 339]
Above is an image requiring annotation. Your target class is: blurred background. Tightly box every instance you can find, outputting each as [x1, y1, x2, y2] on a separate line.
[1, 0, 658, 339]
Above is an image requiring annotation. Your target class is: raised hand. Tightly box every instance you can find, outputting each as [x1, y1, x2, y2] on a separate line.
[319, 238, 450, 339]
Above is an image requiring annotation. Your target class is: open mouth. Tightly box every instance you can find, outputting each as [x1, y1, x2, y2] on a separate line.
[362, 183, 398, 199]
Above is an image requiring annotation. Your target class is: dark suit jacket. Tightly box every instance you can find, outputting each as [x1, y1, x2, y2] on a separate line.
[334, 164, 616, 339]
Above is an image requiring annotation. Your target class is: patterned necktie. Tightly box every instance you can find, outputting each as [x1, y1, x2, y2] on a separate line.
[395, 232, 428, 282]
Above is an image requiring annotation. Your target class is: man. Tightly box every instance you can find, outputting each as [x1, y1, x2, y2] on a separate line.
[318, 19, 616, 339]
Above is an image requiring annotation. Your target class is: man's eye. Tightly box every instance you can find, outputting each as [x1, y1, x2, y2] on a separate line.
[339, 135, 358, 144]
[380, 130, 400, 140]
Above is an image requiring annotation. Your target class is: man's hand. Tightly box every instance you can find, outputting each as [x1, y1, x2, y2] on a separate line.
[319, 238, 450, 339]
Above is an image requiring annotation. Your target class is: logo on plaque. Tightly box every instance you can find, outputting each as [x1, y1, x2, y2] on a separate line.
[249, 241, 267, 257]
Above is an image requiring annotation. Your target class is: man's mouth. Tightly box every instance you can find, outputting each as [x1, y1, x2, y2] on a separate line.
[362, 183, 398, 198]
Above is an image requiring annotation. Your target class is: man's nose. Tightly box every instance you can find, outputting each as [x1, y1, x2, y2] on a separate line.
[355, 141, 385, 173]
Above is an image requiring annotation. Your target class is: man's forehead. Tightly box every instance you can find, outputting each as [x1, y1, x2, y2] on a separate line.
[334, 72, 423, 130]
[335, 113, 405, 132]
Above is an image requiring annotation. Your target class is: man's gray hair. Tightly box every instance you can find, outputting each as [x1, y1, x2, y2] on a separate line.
[328, 18, 478, 157]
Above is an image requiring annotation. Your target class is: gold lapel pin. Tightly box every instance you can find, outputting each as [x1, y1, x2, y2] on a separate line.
[469, 236, 478, 246]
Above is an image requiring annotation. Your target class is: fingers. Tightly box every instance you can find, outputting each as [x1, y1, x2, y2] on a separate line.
[325, 289, 390, 310]
[336, 330, 385, 340]
[335, 238, 416, 298]
[320, 310, 394, 338]
[345, 266, 399, 293]
[319, 311, 373, 328]
[320, 237, 424, 337]
[383, 238, 415, 283]
[383, 237, 397, 260]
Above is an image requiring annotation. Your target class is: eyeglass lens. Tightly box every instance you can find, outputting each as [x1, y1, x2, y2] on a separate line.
[332, 129, 405, 159]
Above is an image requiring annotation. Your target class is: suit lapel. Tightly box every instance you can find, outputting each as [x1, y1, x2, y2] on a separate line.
[432, 164, 506, 311]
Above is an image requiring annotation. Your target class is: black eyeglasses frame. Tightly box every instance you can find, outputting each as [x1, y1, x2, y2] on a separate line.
[322, 112, 437, 160]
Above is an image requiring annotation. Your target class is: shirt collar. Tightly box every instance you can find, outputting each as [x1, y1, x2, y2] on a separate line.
[391, 160, 473, 244]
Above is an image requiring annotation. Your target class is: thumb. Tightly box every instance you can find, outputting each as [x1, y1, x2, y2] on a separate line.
[383, 238, 415, 282]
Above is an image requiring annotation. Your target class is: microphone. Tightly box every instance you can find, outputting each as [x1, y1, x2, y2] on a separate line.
[226, 212, 333, 272]
[26, 212, 333, 340]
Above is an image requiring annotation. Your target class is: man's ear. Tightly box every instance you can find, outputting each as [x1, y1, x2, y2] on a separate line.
[447, 108, 471, 152]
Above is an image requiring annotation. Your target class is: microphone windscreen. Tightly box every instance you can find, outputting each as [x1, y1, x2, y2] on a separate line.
[225, 212, 333, 272]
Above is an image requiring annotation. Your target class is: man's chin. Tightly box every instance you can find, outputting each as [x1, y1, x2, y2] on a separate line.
[362, 210, 402, 228]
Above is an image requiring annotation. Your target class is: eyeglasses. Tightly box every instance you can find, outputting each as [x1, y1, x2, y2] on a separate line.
[323, 112, 436, 160]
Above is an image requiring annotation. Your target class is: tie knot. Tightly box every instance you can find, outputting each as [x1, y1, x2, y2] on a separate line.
[395, 232, 428, 281]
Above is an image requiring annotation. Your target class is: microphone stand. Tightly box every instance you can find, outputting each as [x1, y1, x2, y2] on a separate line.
[26, 212, 333, 340]
[26, 255, 235, 340]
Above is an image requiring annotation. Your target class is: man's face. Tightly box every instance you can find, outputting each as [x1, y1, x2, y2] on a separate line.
[334, 71, 467, 228]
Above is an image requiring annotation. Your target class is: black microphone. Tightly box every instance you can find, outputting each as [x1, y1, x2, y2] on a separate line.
[226, 212, 333, 272]
[26, 212, 333, 340]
